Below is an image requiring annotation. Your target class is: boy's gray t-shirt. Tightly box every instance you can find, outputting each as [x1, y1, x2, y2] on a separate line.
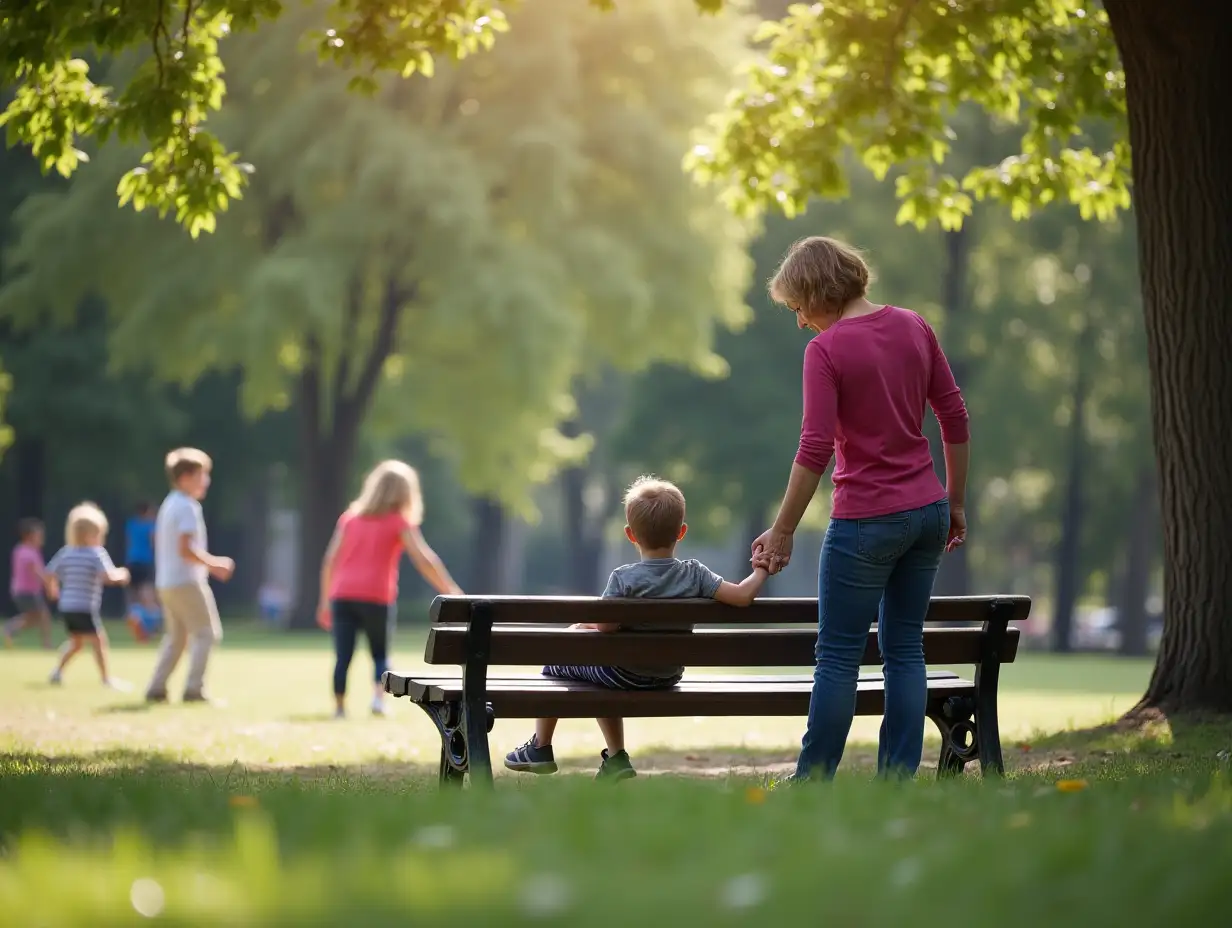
[155, 490, 208, 589]
[602, 557, 723, 678]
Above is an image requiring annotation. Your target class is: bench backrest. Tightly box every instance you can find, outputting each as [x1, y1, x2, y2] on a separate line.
[423, 595, 1029, 669]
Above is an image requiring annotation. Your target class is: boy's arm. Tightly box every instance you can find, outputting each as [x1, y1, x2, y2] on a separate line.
[174, 507, 233, 579]
[594, 570, 624, 632]
[713, 567, 771, 607]
[98, 548, 129, 585]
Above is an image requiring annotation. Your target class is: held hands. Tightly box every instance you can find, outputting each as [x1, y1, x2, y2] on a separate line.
[946, 504, 967, 553]
[751, 527, 793, 575]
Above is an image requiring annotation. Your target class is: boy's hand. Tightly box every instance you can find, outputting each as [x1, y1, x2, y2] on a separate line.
[568, 623, 599, 631]
[209, 557, 235, 582]
[115, 567, 131, 585]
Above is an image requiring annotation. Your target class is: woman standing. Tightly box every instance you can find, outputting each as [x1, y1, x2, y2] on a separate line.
[752, 237, 969, 780]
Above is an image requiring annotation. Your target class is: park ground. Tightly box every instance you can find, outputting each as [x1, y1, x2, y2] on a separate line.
[3, 625, 1232, 924]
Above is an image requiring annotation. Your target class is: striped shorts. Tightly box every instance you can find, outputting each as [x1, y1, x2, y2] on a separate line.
[542, 664, 682, 691]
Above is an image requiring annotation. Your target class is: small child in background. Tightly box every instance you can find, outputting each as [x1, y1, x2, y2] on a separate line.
[124, 501, 156, 608]
[3, 518, 53, 649]
[44, 502, 130, 687]
[504, 476, 770, 782]
[318, 460, 462, 719]
[126, 584, 163, 643]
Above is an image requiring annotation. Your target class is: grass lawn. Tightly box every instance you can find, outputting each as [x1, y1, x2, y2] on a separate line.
[2, 623, 1231, 925]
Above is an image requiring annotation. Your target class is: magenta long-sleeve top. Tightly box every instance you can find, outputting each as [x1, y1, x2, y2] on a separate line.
[795, 305, 969, 519]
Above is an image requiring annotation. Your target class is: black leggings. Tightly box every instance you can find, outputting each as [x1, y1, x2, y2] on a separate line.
[331, 599, 394, 696]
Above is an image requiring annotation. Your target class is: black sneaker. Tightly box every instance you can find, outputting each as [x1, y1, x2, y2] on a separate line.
[504, 736, 558, 774]
[595, 749, 637, 782]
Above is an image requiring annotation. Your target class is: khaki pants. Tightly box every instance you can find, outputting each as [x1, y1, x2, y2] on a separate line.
[146, 581, 221, 698]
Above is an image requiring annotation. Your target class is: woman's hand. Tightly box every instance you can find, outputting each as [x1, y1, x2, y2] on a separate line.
[946, 504, 967, 552]
[751, 528, 794, 575]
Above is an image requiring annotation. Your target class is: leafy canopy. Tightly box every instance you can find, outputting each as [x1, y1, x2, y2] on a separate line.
[4, 0, 1128, 236]
[0, 0, 751, 511]
[691, 0, 1130, 229]
[1, 0, 720, 236]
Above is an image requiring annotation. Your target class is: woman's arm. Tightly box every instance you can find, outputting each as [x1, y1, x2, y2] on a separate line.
[402, 527, 463, 595]
[943, 441, 970, 509]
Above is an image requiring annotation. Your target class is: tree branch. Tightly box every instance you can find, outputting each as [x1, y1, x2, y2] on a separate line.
[331, 274, 364, 413]
[338, 274, 411, 423]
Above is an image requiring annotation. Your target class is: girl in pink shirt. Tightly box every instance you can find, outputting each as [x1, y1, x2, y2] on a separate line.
[752, 236, 970, 782]
[3, 518, 52, 649]
[318, 460, 462, 718]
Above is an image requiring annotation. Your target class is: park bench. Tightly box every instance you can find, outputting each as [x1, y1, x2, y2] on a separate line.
[383, 594, 1031, 788]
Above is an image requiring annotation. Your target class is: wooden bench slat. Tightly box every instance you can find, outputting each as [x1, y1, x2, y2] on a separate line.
[431, 594, 1031, 627]
[384, 670, 973, 718]
[423, 625, 1020, 667]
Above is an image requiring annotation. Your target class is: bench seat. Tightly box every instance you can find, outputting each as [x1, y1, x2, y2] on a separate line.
[384, 670, 973, 717]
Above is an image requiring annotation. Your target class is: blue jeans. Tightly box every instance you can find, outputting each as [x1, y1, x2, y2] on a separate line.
[796, 500, 949, 780]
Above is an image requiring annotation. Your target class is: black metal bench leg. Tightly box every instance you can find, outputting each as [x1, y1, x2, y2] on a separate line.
[461, 600, 496, 789]
[416, 701, 469, 788]
[974, 601, 1010, 777]
[974, 670, 1005, 776]
[929, 696, 977, 778]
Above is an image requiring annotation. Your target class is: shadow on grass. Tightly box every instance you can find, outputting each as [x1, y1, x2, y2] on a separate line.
[1017, 711, 1232, 775]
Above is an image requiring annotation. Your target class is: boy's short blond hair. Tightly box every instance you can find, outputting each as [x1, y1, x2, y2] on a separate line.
[165, 447, 212, 485]
[65, 502, 108, 547]
[624, 476, 686, 550]
[769, 236, 873, 312]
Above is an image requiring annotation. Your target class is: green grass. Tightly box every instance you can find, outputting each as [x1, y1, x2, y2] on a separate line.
[3, 623, 1232, 925]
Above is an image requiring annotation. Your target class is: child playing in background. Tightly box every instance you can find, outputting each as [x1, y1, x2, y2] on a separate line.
[44, 503, 130, 687]
[504, 476, 770, 782]
[126, 584, 163, 643]
[124, 501, 156, 608]
[145, 448, 234, 704]
[318, 460, 462, 719]
[3, 518, 52, 649]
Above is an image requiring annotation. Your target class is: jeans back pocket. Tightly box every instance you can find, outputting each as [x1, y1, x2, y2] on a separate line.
[856, 514, 913, 563]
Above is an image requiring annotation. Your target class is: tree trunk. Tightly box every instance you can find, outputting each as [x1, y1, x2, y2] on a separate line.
[1051, 324, 1092, 653]
[289, 369, 358, 630]
[1105, 1, 1232, 712]
[286, 274, 407, 629]
[560, 417, 610, 593]
[14, 437, 45, 520]
[471, 497, 510, 593]
[1118, 464, 1157, 657]
[932, 224, 973, 597]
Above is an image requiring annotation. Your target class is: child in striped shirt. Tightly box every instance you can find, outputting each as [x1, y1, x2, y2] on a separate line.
[45, 502, 130, 687]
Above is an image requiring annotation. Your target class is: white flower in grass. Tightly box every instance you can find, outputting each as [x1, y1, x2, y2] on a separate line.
[520, 872, 572, 916]
[720, 873, 767, 910]
[883, 818, 910, 839]
[411, 824, 456, 849]
[891, 858, 921, 888]
[130, 877, 166, 918]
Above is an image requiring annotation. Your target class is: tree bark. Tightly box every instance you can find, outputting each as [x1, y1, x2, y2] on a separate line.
[559, 417, 614, 593]
[1105, 1, 1232, 712]
[1118, 464, 1157, 657]
[931, 224, 973, 597]
[1051, 324, 1091, 653]
[470, 497, 510, 593]
[287, 276, 407, 629]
